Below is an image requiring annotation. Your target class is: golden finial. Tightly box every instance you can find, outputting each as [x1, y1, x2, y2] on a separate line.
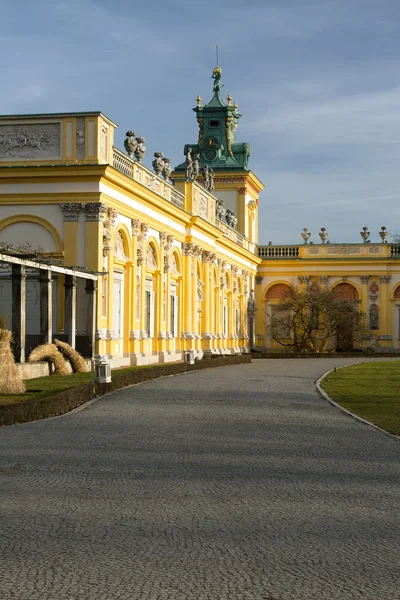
[233, 102, 238, 112]
[196, 95, 202, 107]
[227, 94, 232, 106]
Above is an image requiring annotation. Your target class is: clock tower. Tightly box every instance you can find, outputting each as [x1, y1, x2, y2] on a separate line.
[172, 67, 263, 245]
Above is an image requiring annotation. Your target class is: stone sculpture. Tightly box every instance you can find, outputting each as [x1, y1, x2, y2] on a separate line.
[301, 228, 311, 244]
[203, 165, 215, 192]
[152, 152, 164, 176]
[134, 137, 146, 163]
[216, 197, 226, 221]
[369, 304, 379, 330]
[379, 226, 388, 243]
[192, 150, 200, 180]
[124, 131, 137, 158]
[226, 209, 238, 229]
[360, 227, 370, 243]
[185, 147, 194, 180]
[319, 227, 328, 244]
[162, 157, 172, 181]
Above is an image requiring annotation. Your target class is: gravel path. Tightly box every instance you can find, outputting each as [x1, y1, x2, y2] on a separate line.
[1, 358, 399, 600]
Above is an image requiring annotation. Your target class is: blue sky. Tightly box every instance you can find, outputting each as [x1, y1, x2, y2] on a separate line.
[1, 0, 400, 244]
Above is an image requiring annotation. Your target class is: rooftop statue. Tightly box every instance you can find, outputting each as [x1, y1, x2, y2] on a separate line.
[212, 66, 223, 93]
[185, 147, 194, 180]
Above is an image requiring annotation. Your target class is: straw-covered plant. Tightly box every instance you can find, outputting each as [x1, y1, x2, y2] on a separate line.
[28, 343, 69, 376]
[0, 316, 26, 394]
[54, 339, 87, 373]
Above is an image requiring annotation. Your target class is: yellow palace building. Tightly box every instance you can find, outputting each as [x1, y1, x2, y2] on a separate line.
[0, 67, 399, 367]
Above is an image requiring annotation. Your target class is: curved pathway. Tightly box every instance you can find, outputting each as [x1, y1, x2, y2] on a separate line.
[1, 358, 399, 600]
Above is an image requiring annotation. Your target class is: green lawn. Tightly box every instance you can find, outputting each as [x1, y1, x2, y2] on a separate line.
[0, 372, 93, 406]
[0, 361, 182, 407]
[320, 361, 400, 436]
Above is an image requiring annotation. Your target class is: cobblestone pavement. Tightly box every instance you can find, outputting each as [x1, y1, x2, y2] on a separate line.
[1, 358, 400, 600]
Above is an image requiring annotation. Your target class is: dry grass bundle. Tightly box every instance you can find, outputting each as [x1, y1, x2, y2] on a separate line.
[28, 343, 69, 376]
[0, 329, 26, 394]
[54, 339, 87, 373]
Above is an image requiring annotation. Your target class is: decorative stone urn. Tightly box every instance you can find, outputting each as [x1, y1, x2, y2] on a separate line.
[152, 151, 164, 176]
[360, 226, 370, 243]
[162, 157, 172, 181]
[124, 131, 137, 158]
[379, 226, 388, 243]
[319, 227, 329, 244]
[301, 228, 311, 244]
[134, 137, 146, 163]
[216, 198, 226, 221]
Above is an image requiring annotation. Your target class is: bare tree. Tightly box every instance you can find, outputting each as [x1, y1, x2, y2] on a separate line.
[267, 285, 376, 353]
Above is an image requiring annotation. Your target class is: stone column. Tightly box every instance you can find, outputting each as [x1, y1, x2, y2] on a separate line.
[60, 203, 82, 266]
[360, 275, 369, 314]
[182, 243, 194, 346]
[379, 275, 392, 346]
[217, 259, 227, 352]
[397, 304, 400, 347]
[40, 269, 53, 344]
[131, 219, 141, 342]
[191, 245, 201, 351]
[84, 202, 108, 356]
[64, 274, 77, 348]
[12, 264, 26, 363]
[237, 186, 247, 237]
[247, 290, 257, 352]
[85, 279, 96, 358]
[297, 275, 310, 290]
[201, 251, 213, 355]
[254, 275, 264, 349]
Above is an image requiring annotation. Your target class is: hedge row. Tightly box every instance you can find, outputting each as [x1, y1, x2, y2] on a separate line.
[0, 355, 251, 426]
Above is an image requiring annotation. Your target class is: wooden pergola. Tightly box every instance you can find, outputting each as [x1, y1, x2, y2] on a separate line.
[0, 252, 98, 363]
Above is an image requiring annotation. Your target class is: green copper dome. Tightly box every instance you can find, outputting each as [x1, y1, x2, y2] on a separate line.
[174, 67, 250, 174]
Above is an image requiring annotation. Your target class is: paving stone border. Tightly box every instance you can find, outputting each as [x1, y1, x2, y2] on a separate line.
[0, 355, 251, 426]
[316, 363, 400, 442]
[252, 351, 400, 359]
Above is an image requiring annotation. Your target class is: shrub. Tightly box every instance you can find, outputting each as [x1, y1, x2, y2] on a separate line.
[0, 329, 26, 394]
[28, 343, 69, 376]
[54, 339, 87, 373]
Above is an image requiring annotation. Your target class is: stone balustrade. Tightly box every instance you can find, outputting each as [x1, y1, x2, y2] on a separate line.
[112, 147, 185, 209]
[259, 243, 400, 259]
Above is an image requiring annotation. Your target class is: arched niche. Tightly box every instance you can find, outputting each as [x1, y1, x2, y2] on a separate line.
[265, 283, 291, 300]
[333, 282, 359, 300]
[0, 215, 62, 254]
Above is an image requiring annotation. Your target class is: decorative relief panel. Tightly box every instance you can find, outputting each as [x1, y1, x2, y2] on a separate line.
[308, 247, 320, 255]
[0, 123, 61, 160]
[368, 246, 380, 254]
[327, 246, 361, 255]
